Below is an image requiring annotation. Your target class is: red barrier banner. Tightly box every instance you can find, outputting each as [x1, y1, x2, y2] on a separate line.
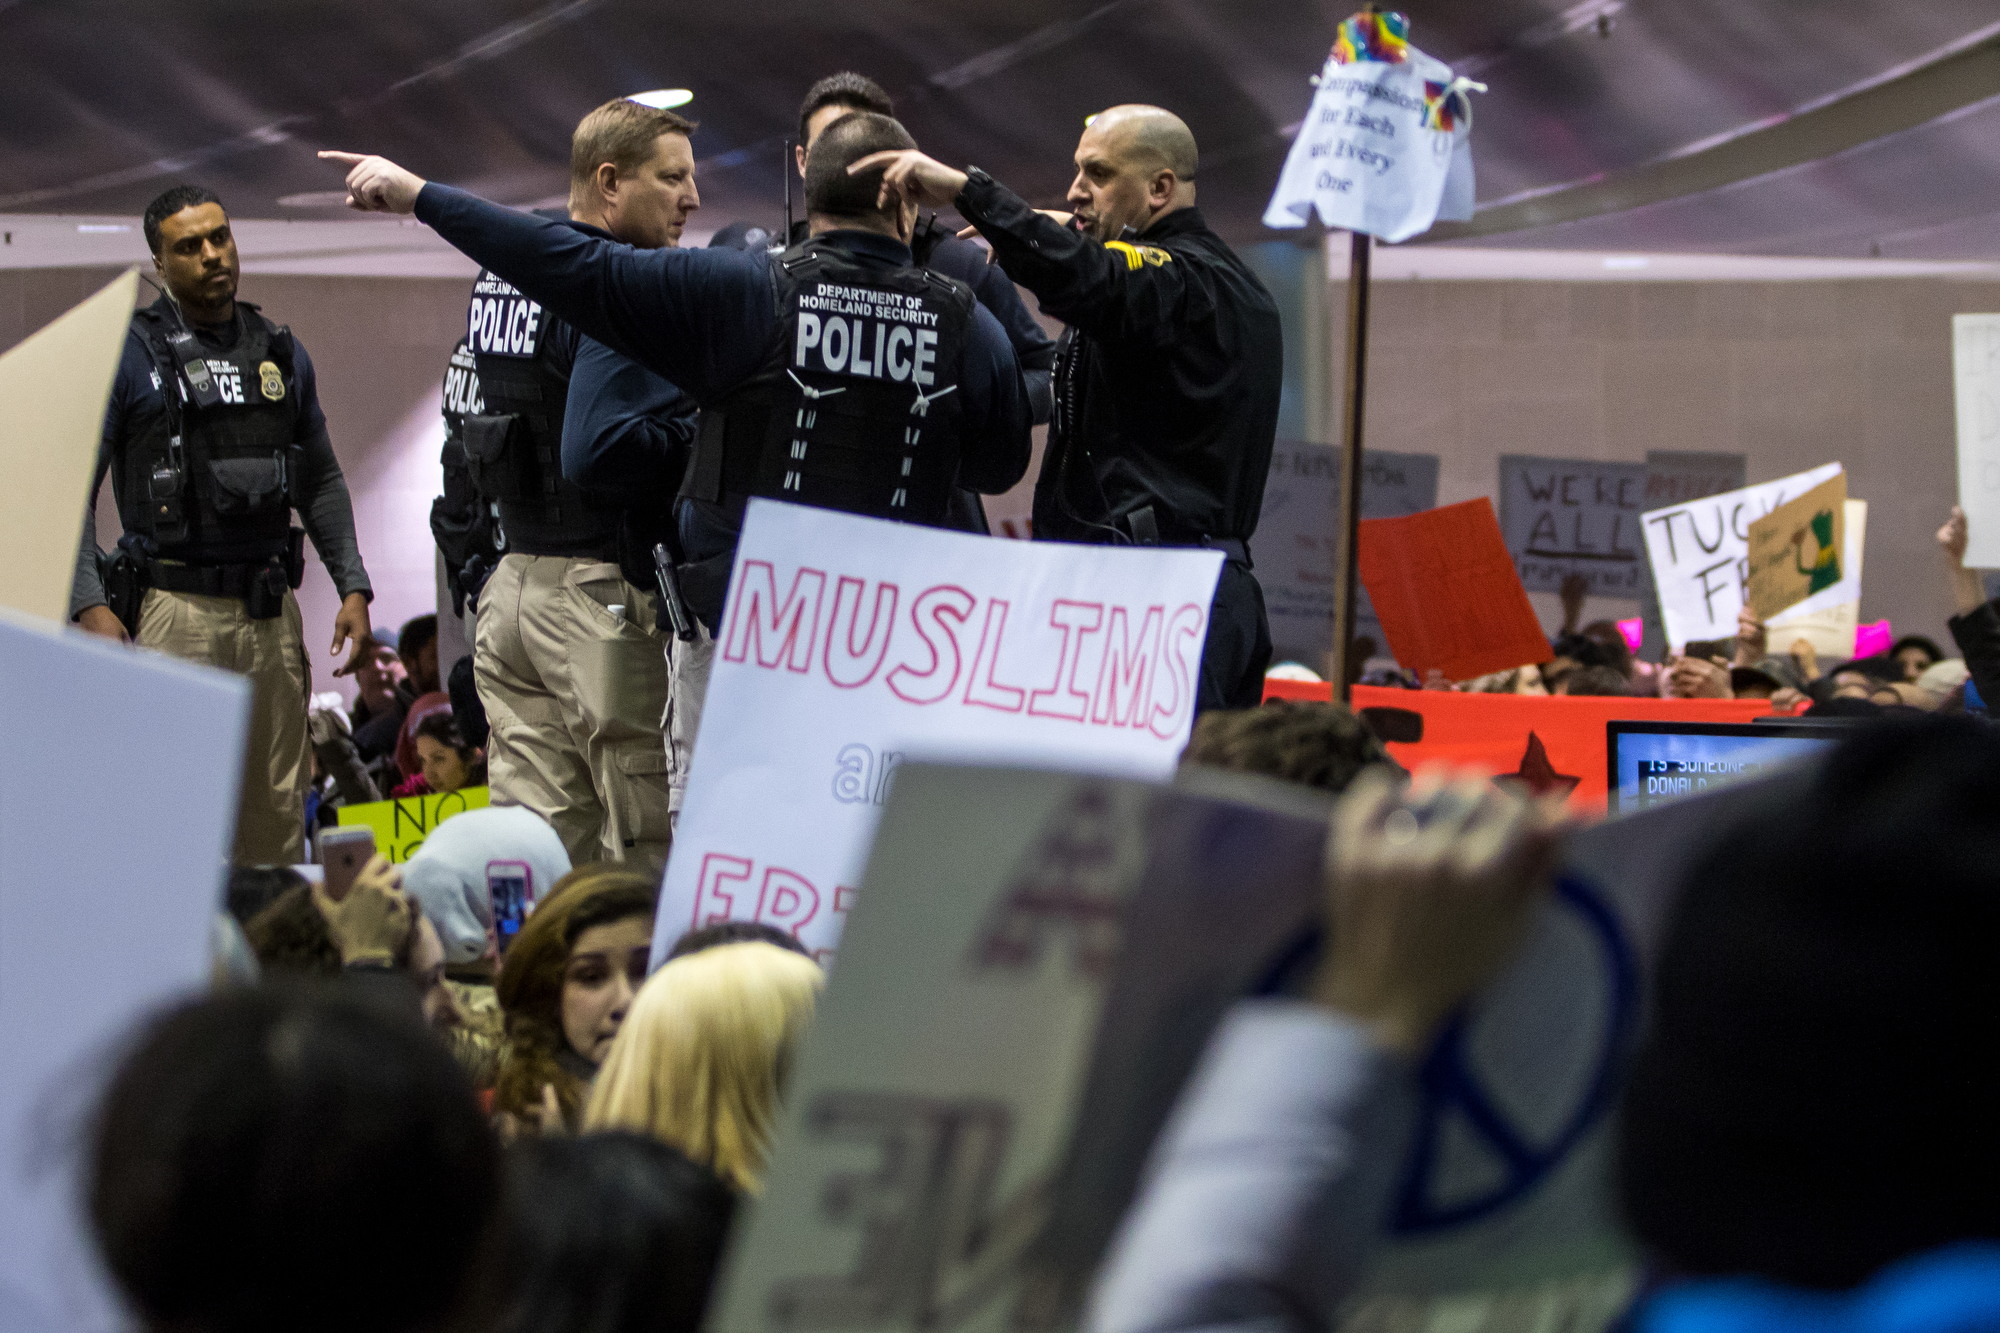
[1263, 679, 1777, 812]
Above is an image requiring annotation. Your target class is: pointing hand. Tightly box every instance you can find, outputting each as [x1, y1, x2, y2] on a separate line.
[317, 151, 427, 215]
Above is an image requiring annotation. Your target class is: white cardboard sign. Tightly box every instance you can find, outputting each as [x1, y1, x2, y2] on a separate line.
[0, 611, 248, 1332]
[1263, 44, 1475, 243]
[1640, 463, 1845, 652]
[653, 501, 1224, 966]
[1953, 314, 2000, 568]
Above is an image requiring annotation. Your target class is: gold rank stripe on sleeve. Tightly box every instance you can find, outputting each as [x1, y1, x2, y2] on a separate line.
[1107, 241, 1175, 270]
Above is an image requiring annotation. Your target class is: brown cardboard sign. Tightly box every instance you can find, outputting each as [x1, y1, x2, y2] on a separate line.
[1746, 471, 1847, 622]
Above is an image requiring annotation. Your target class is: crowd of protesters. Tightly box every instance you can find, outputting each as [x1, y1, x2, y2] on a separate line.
[1331, 507, 1991, 723]
[57, 65, 2000, 1333]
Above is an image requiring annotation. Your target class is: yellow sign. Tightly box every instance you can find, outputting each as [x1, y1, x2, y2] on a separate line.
[336, 786, 490, 862]
[1746, 472, 1847, 621]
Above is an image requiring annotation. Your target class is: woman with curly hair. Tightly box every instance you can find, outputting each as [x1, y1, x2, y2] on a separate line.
[493, 865, 657, 1134]
[584, 941, 823, 1192]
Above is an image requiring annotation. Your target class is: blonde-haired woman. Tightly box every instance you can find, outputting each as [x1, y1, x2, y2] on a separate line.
[583, 941, 822, 1192]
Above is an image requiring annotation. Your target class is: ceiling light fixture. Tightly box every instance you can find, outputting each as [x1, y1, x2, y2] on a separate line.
[76, 223, 131, 233]
[628, 89, 693, 109]
[1602, 255, 1650, 269]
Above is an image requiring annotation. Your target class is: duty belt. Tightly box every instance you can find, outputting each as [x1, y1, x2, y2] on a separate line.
[1125, 504, 1251, 566]
[147, 557, 289, 599]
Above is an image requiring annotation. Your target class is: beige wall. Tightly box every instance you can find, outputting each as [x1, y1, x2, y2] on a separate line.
[9, 265, 1997, 679]
[1353, 275, 2000, 651]
[2, 266, 469, 703]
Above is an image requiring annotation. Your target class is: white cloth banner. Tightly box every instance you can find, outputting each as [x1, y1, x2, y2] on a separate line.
[1953, 314, 2000, 567]
[653, 501, 1225, 965]
[1263, 45, 1476, 242]
[1640, 463, 1846, 652]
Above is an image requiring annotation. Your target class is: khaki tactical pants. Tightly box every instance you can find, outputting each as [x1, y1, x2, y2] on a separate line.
[138, 587, 310, 866]
[475, 554, 673, 879]
[664, 620, 716, 825]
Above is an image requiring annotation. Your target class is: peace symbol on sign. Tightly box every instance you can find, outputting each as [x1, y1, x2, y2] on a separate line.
[1389, 874, 1640, 1234]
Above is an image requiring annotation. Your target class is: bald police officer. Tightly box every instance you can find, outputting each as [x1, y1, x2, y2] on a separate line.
[859, 105, 1283, 709]
[74, 184, 374, 864]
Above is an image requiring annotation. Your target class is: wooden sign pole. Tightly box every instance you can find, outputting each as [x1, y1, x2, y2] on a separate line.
[1328, 229, 1372, 702]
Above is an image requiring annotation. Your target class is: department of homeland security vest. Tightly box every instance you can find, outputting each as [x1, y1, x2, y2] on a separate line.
[462, 269, 614, 556]
[687, 240, 974, 525]
[121, 302, 303, 563]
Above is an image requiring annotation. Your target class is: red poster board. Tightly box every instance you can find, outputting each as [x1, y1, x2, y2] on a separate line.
[1357, 498, 1551, 681]
[1263, 679, 1779, 813]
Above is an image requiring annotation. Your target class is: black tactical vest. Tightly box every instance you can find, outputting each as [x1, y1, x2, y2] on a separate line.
[120, 301, 303, 564]
[685, 240, 973, 526]
[462, 269, 614, 557]
[431, 337, 505, 615]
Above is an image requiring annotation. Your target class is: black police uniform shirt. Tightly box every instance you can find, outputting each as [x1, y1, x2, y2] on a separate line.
[71, 295, 373, 621]
[561, 334, 698, 508]
[411, 184, 1031, 566]
[954, 172, 1283, 548]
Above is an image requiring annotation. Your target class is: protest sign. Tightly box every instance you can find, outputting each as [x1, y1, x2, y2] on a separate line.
[1257, 441, 1439, 661]
[1745, 473, 1846, 621]
[1263, 680, 1775, 812]
[1, 610, 248, 1330]
[1764, 498, 1866, 660]
[0, 270, 138, 624]
[1358, 499, 1550, 682]
[1953, 315, 2000, 568]
[1640, 463, 1842, 652]
[1262, 12, 1478, 242]
[709, 757, 1799, 1333]
[336, 786, 490, 862]
[656, 500, 1223, 966]
[1642, 451, 1747, 510]
[1499, 456, 1649, 597]
[1637, 453, 1746, 660]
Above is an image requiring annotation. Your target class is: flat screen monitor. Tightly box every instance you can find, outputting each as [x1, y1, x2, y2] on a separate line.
[1606, 720, 1846, 815]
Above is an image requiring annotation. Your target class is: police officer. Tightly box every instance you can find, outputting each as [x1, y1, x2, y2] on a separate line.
[72, 184, 374, 865]
[455, 97, 698, 881]
[858, 105, 1284, 709]
[793, 73, 1056, 431]
[325, 111, 1030, 815]
[430, 333, 496, 621]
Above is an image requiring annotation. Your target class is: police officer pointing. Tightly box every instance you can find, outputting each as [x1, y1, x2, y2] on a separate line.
[456, 98, 697, 880]
[857, 105, 1283, 709]
[323, 111, 1029, 815]
[72, 184, 374, 865]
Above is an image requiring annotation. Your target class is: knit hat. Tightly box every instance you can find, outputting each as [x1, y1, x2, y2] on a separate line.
[401, 807, 572, 963]
[1618, 717, 2000, 1289]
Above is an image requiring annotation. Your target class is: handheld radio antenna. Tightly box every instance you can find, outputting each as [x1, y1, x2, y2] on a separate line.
[783, 138, 795, 243]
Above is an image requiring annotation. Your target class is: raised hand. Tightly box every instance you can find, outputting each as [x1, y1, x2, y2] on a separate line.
[848, 150, 968, 213]
[317, 151, 427, 215]
[1312, 769, 1568, 1053]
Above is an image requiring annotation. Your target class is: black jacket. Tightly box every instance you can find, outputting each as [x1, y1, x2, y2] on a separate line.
[956, 172, 1282, 546]
[1948, 600, 2000, 709]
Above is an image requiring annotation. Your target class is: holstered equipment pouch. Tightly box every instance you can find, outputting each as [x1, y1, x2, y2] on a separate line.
[461, 413, 537, 504]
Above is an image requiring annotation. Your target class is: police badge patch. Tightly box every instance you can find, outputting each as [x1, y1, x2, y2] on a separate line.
[258, 360, 285, 401]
